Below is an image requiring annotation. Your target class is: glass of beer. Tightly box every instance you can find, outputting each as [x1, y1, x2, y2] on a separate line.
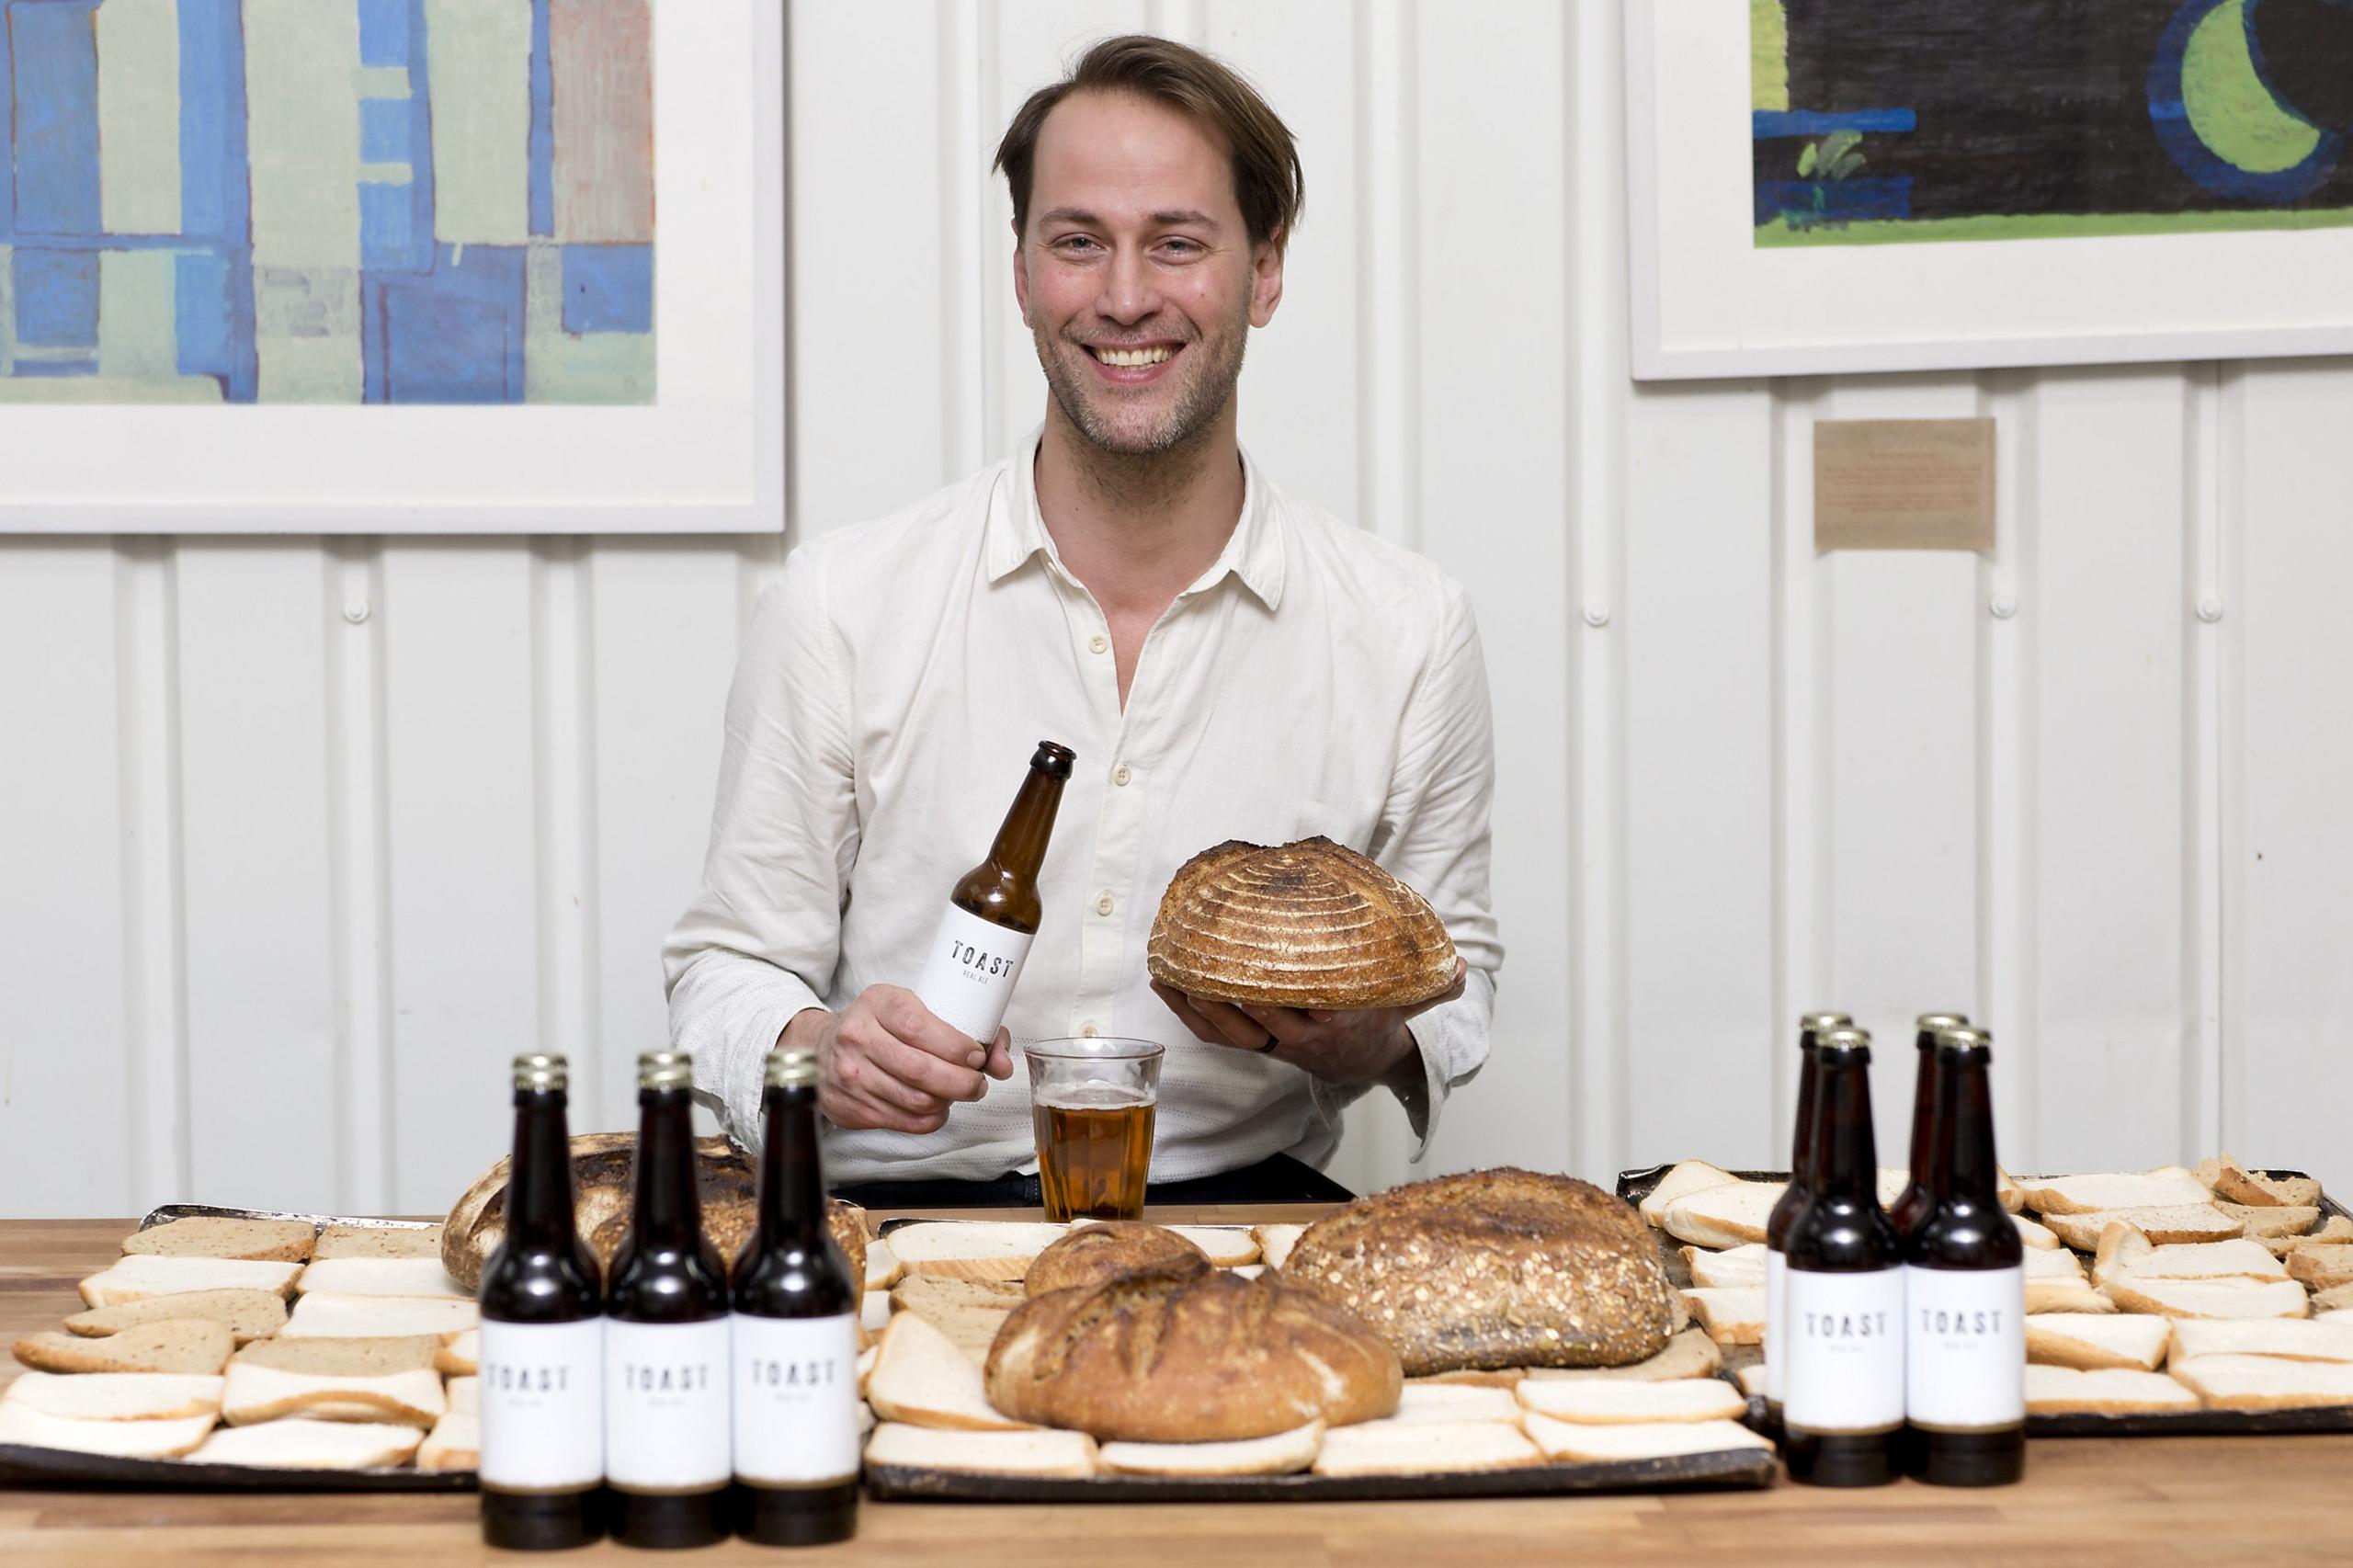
[1022, 1038, 1164, 1221]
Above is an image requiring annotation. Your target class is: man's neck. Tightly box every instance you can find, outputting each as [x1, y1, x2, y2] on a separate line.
[1032, 402, 1246, 622]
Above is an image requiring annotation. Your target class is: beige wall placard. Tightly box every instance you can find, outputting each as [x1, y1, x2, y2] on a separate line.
[1814, 417, 1995, 551]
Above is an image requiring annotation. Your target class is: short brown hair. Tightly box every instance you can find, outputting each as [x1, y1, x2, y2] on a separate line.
[993, 35, 1304, 248]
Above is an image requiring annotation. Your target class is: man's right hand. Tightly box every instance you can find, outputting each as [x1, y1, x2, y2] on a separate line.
[780, 987, 1013, 1134]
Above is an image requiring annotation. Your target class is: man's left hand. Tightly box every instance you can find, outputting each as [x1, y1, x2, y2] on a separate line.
[1150, 958, 1468, 1087]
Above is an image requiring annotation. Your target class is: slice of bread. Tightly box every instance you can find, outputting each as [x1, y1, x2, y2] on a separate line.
[865, 1240, 904, 1293]
[2218, 1203, 2322, 1239]
[234, 1335, 442, 1376]
[278, 1293, 477, 1339]
[1638, 1162, 1742, 1227]
[188, 1416, 423, 1470]
[312, 1224, 441, 1261]
[1876, 1168, 1911, 1209]
[1678, 1288, 1765, 1346]
[1683, 1244, 1767, 1289]
[1518, 1378, 1747, 1425]
[2315, 1285, 2353, 1314]
[2210, 1163, 2323, 1210]
[1387, 1384, 1522, 1425]
[1523, 1328, 1724, 1385]
[2019, 1170, 2216, 1216]
[1996, 1167, 2025, 1214]
[1097, 1420, 1324, 1478]
[2043, 1205, 2241, 1250]
[2025, 1313, 2170, 1371]
[294, 1258, 468, 1300]
[0, 1404, 214, 1458]
[1163, 1226, 1260, 1267]
[64, 1289, 288, 1345]
[78, 1256, 304, 1308]
[2099, 1278, 2310, 1321]
[861, 1292, 892, 1336]
[221, 1362, 445, 1427]
[864, 1310, 1034, 1432]
[445, 1375, 478, 1415]
[886, 1221, 1068, 1280]
[2025, 1248, 2086, 1283]
[863, 1421, 1096, 1478]
[1522, 1415, 1770, 1463]
[1734, 1363, 1767, 1398]
[1253, 1223, 1306, 1269]
[1228, 1264, 1266, 1281]
[14, 1322, 233, 1375]
[890, 1276, 1024, 1366]
[2024, 1365, 2198, 1415]
[2169, 1318, 2353, 1365]
[435, 1328, 478, 1377]
[1408, 1367, 1525, 1388]
[2171, 1353, 2353, 1411]
[2288, 1247, 2353, 1292]
[417, 1410, 478, 1471]
[122, 1217, 314, 1264]
[1660, 1183, 1786, 1250]
[1, 1372, 225, 1422]
[2024, 1281, 2115, 1315]
[2013, 1214, 2061, 1251]
[2093, 1227, 2285, 1286]
[1312, 1418, 1541, 1476]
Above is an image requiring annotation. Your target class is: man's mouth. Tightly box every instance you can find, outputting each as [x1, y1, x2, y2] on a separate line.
[1085, 344, 1178, 368]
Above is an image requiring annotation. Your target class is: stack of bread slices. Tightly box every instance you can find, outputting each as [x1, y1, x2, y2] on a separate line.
[1643, 1153, 2353, 1418]
[4, 1216, 478, 1471]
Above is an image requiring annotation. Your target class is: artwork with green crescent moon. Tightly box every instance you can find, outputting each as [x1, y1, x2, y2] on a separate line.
[1753, 0, 2353, 245]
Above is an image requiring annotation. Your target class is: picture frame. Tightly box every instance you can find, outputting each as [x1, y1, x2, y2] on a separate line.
[1625, 0, 2353, 380]
[3, 0, 782, 534]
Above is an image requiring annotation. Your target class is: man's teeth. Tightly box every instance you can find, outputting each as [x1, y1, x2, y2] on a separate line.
[1095, 345, 1174, 368]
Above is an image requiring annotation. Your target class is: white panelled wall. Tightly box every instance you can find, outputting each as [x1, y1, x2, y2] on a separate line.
[2, 1, 2347, 1219]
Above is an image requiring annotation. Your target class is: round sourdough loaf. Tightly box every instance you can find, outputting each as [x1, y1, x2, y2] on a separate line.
[441, 1132, 867, 1298]
[1146, 837, 1457, 1010]
[1022, 1221, 1210, 1299]
[1279, 1168, 1677, 1376]
[984, 1267, 1402, 1441]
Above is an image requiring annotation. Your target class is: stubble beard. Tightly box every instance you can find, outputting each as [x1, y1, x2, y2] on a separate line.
[1033, 308, 1249, 464]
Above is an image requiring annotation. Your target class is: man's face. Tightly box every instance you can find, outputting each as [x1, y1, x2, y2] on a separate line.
[1014, 90, 1283, 459]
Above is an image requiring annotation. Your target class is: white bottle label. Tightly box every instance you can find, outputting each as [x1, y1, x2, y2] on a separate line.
[1764, 1249, 1786, 1405]
[1904, 1264, 2026, 1430]
[913, 902, 1035, 1043]
[605, 1318, 732, 1493]
[478, 1317, 604, 1492]
[731, 1312, 861, 1485]
[1783, 1267, 1906, 1435]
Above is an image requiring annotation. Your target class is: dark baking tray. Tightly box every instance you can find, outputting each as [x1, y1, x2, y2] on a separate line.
[0, 1204, 473, 1493]
[868, 1447, 1776, 1503]
[1616, 1163, 2353, 1439]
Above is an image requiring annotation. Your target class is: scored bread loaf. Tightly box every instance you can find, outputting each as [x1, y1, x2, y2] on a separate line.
[985, 1267, 1401, 1442]
[1145, 836, 1457, 1010]
[64, 1289, 288, 1345]
[13, 1322, 233, 1376]
[122, 1217, 315, 1263]
[1023, 1222, 1209, 1299]
[1281, 1169, 1677, 1375]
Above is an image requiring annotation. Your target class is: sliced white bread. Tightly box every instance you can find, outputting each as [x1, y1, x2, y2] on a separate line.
[1522, 1415, 1770, 1463]
[1228, 1264, 1266, 1281]
[863, 1310, 1034, 1432]
[1387, 1384, 1522, 1425]
[417, 1410, 479, 1471]
[864, 1240, 903, 1293]
[1659, 1183, 1786, 1250]
[78, 1256, 303, 1308]
[13, 1322, 233, 1376]
[1523, 1328, 1724, 1385]
[1, 1372, 225, 1422]
[187, 1417, 423, 1470]
[445, 1375, 478, 1415]
[1097, 1421, 1324, 1478]
[1162, 1226, 1259, 1267]
[1517, 1378, 1746, 1425]
[2287, 1247, 2353, 1292]
[1312, 1418, 1541, 1476]
[2210, 1163, 2323, 1210]
[222, 1363, 445, 1427]
[1875, 1168, 1911, 1209]
[1638, 1161, 1742, 1227]
[294, 1258, 468, 1300]
[121, 1217, 315, 1264]
[886, 1221, 1068, 1281]
[2024, 1313, 2170, 1371]
[2171, 1354, 2353, 1412]
[889, 1277, 1024, 1366]
[2024, 1365, 2198, 1416]
[2316, 1286, 2353, 1313]
[2219, 1202, 2322, 1239]
[1997, 1167, 2025, 1213]
[2098, 1277, 2309, 1321]
[1733, 1363, 1767, 1398]
[2043, 1205, 2241, 1251]
[1678, 1289, 1766, 1346]
[2024, 1280, 2115, 1315]
[278, 1293, 477, 1339]
[2025, 1248, 2086, 1283]
[863, 1421, 1096, 1478]
[861, 1291, 892, 1335]
[2092, 1224, 2285, 1285]
[855, 1346, 878, 1395]
[2019, 1167, 2213, 1215]
[65, 1288, 289, 1345]
[1682, 1244, 1767, 1289]
[435, 1328, 478, 1377]
[2013, 1214, 2061, 1250]
[234, 1335, 442, 1376]
[312, 1223, 441, 1261]
[1253, 1223, 1306, 1269]
[1408, 1367, 1525, 1388]
[0, 1404, 214, 1458]
[2168, 1318, 2353, 1365]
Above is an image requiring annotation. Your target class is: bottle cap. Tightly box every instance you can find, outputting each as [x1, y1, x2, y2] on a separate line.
[1915, 1012, 1971, 1035]
[637, 1050, 693, 1091]
[1031, 741, 1075, 779]
[1935, 1026, 1994, 1057]
[766, 1049, 820, 1089]
[1814, 1025, 1872, 1058]
[512, 1053, 566, 1092]
[1797, 1011, 1852, 1033]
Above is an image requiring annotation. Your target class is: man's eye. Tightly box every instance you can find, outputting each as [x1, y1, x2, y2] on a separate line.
[1158, 240, 1200, 257]
[1055, 235, 1101, 255]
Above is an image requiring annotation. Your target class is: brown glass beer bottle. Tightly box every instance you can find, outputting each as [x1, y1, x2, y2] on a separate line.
[912, 742, 1075, 1044]
[1891, 1012, 1970, 1237]
[1764, 1011, 1851, 1427]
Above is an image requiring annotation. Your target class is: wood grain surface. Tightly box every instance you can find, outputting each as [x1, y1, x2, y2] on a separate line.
[6, 1214, 2353, 1565]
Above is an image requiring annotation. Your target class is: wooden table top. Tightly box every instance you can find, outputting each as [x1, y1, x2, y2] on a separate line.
[6, 1212, 2353, 1566]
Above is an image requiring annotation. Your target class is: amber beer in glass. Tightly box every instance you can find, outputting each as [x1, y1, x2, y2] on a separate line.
[1022, 1038, 1165, 1221]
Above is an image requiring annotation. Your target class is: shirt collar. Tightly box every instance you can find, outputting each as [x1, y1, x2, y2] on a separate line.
[985, 426, 1286, 610]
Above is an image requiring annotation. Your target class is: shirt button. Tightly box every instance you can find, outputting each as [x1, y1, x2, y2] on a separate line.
[1113, 764, 1132, 787]
[1088, 634, 1108, 654]
[1079, 1021, 1099, 1038]
[1095, 892, 1115, 916]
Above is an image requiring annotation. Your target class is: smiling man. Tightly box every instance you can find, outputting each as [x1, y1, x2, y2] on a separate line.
[665, 36, 1500, 1205]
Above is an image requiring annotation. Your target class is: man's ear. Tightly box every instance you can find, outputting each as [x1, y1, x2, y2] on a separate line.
[1012, 226, 1031, 326]
[1248, 226, 1286, 329]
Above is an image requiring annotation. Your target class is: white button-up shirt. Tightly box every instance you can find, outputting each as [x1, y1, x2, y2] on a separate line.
[664, 434, 1500, 1186]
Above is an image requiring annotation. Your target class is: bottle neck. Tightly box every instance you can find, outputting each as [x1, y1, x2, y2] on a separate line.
[1906, 1036, 1938, 1185]
[1812, 1055, 1879, 1196]
[985, 766, 1064, 881]
[631, 1088, 701, 1245]
[1928, 1052, 2002, 1201]
[756, 1082, 827, 1243]
[1790, 1041, 1821, 1186]
[506, 1089, 575, 1244]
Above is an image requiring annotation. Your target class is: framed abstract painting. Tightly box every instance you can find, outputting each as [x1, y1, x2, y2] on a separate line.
[1, 0, 781, 531]
[1626, 0, 2353, 379]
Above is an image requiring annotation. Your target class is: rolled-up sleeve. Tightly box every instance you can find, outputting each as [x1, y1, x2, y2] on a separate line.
[664, 546, 859, 1148]
[1309, 578, 1499, 1159]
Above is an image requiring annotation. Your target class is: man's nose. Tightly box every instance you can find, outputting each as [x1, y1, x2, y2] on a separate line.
[1096, 244, 1159, 324]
